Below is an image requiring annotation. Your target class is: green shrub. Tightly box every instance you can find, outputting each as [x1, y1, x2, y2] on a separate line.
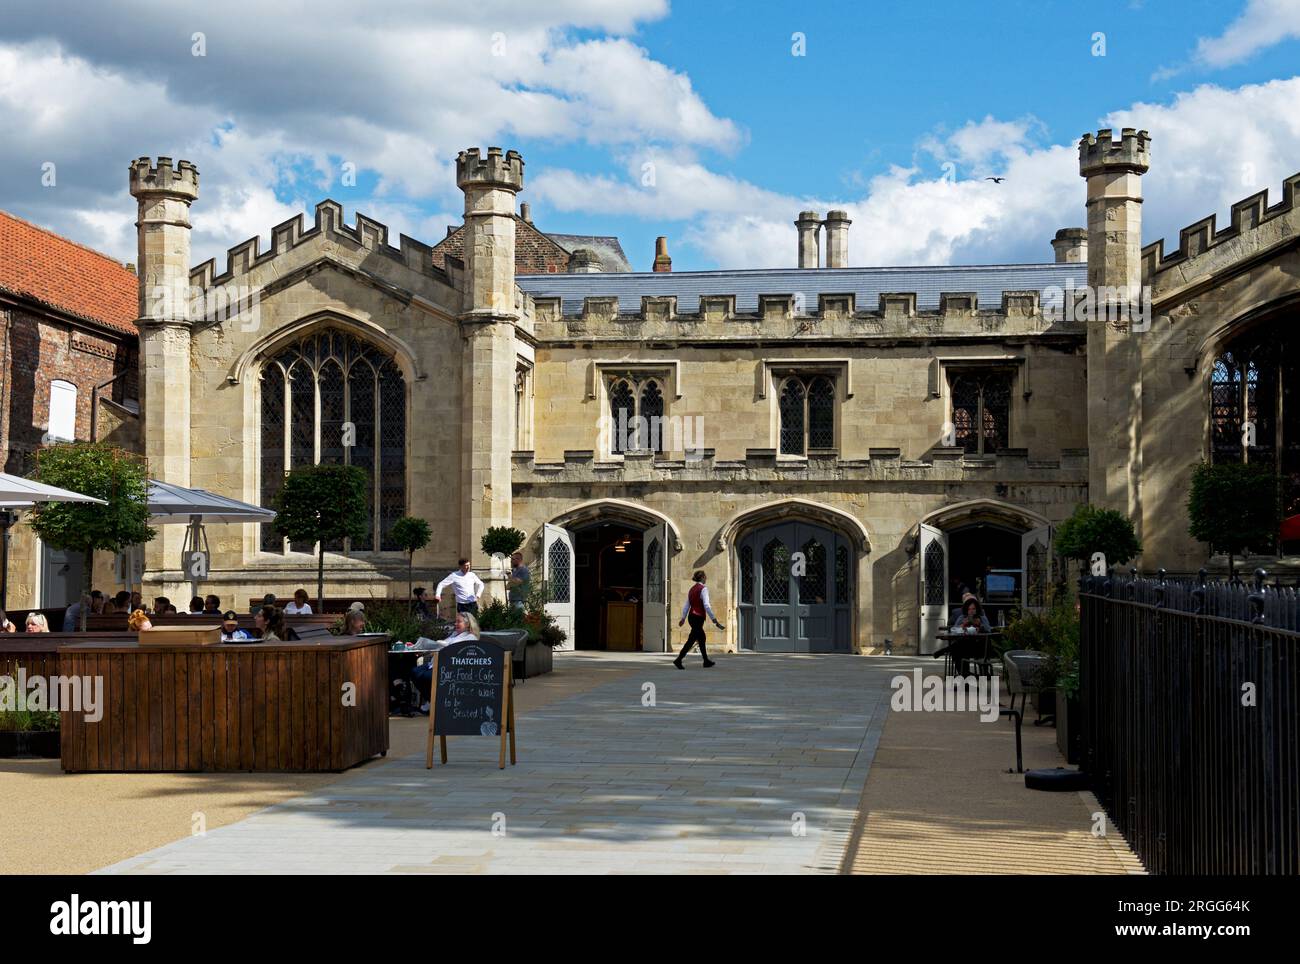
[336, 600, 450, 645]
[481, 526, 526, 557]
[1055, 503, 1142, 572]
[477, 599, 527, 632]
[1187, 461, 1281, 577]
[0, 709, 60, 732]
[998, 597, 1079, 690]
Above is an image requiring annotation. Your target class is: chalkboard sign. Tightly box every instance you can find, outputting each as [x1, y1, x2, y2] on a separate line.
[426, 639, 517, 768]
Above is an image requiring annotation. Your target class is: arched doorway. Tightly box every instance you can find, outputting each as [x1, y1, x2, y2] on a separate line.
[916, 499, 1053, 655]
[736, 520, 853, 652]
[540, 501, 680, 652]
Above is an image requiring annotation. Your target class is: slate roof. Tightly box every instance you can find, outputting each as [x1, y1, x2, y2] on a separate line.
[515, 262, 1088, 315]
[0, 210, 139, 334]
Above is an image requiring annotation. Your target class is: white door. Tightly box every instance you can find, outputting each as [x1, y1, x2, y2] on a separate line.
[543, 523, 576, 651]
[40, 542, 84, 608]
[917, 523, 949, 655]
[641, 522, 669, 652]
[1021, 524, 1053, 613]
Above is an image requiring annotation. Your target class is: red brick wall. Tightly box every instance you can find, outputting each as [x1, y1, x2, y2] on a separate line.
[0, 303, 139, 475]
[430, 217, 572, 274]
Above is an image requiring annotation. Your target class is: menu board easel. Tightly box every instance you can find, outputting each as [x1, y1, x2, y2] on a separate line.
[425, 639, 517, 769]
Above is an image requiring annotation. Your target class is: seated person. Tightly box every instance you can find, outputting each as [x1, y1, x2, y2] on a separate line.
[24, 613, 50, 633]
[113, 590, 131, 614]
[410, 612, 480, 713]
[284, 588, 313, 615]
[950, 597, 992, 634]
[63, 593, 94, 631]
[187, 596, 205, 615]
[130, 591, 144, 612]
[343, 609, 366, 636]
[252, 592, 277, 614]
[127, 609, 153, 632]
[254, 604, 285, 641]
[221, 610, 252, 641]
[152, 595, 171, 616]
[203, 594, 222, 616]
[0, 609, 16, 633]
[412, 587, 430, 620]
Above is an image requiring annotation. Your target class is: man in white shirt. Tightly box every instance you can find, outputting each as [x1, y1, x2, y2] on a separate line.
[434, 558, 486, 615]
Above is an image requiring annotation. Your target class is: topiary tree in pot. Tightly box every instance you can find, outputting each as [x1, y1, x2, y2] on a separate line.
[1187, 461, 1281, 580]
[389, 515, 432, 607]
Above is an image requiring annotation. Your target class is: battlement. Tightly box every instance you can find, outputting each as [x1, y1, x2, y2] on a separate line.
[1078, 128, 1150, 176]
[529, 286, 1075, 339]
[1141, 171, 1300, 279]
[129, 156, 200, 199]
[188, 198, 445, 291]
[455, 146, 525, 192]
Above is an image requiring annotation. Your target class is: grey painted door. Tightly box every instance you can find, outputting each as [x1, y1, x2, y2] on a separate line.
[739, 522, 851, 653]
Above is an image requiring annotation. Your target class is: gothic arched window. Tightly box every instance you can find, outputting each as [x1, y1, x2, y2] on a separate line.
[778, 375, 837, 455]
[605, 372, 667, 454]
[949, 370, 1012, 454]
[259, 328, 406, 553]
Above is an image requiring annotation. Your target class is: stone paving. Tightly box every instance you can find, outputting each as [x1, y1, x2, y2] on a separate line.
[98, 652, 897, 875]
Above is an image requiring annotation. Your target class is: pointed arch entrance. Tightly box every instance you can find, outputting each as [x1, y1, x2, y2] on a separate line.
[539, 501, 681, 653]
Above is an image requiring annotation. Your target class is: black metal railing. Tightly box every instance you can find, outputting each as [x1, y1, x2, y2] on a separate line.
[1079, 569, 1299, 874]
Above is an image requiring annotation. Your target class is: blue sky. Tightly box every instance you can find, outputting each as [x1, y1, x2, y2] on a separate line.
[1, 0, 1299, 272]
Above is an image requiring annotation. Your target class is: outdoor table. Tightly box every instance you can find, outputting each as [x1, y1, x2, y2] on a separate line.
[57, 634, 390, 773]
[933, 631, 1003, 677]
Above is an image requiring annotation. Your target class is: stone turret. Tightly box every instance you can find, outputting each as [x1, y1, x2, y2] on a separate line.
[1051, 227, 1087, 264]
[1078, 128, 1151, 529]
[795, 211, 821, 268]
[455, 147, 524, 573]
[130, 156, 199, 592]
[824, 210, 851, 268]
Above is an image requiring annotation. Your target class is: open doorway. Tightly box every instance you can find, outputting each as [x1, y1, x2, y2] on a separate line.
[573, 522, 642, 650]
[947, 523, 1022, 628]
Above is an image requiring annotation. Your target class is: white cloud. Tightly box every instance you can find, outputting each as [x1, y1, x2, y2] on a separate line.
[1195, 0, 1300, 68]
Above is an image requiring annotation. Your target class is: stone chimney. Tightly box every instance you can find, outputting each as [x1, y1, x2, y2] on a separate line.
[824, 210, 851, 268]
[519, 202, 531, 224]
[1051, 227, 1087, 263]
[652, 236, 672, 273]
[795, 211, 821, 268]
[569, 248, 602, 273]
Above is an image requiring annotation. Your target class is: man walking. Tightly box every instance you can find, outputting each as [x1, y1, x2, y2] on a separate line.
[435, 558, 486, 615]
[675, 569, 723, 669]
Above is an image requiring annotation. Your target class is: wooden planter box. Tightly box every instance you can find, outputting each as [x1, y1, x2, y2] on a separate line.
[58, 636, 389, 772]
[0, 729, 60, 758]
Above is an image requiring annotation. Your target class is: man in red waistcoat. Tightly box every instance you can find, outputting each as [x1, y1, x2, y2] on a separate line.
[675, 569, 724, 669]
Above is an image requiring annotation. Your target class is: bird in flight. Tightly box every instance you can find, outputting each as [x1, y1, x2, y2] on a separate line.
[985, 176, 1006, 184]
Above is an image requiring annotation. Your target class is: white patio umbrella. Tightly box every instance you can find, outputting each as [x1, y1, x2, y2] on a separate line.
[144, 480, 276, 603]
[0, 472, 108, 611]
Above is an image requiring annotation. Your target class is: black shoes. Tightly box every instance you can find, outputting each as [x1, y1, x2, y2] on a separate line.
[673, 659, 684, 670]
[703, 659, 716, 668]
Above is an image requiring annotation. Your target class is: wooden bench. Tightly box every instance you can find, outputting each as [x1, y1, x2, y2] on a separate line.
[83, 613, 338, 633]
[59, 634, 390, 772]
[248, 597, 420, 615]
[1, 632, 139, 679]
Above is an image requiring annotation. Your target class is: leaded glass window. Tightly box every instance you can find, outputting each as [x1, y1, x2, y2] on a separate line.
[923, 540, 946, 606]
[778, 375, 837, 455]
[646, 538, 663, 603]
[949, 370, 1012, 454]
[740, 544, 754, 604]
[1025, 539, 1047, 609]
[1212, 347, 1279, 468]
[548, 539, 571, 603]
[835, 544, 850, 604]
[259, 328, 406, 554]
[798, 538, 827, 604]
[762, 538, 790, 604]
[606, 373, 666, 454]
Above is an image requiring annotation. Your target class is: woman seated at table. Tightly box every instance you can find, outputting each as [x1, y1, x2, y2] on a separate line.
[254, 604, 287, 641]
[127, 609, 153, 632]
[342, 608, 366, 636]
[24, 613, 50, 633]
[950, 596, 991, 634]
[410, 612, 480, 713]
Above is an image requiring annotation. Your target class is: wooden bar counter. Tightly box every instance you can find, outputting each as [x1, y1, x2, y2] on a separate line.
[57, 635, 390, 773]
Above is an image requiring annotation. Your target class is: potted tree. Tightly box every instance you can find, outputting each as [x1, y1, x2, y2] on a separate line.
[1187, 461, 1281, 579]
[272, 464, 370, 613]
[1055, 503, 1143, 577]
[29, 443, 154, 630]
[390, 516, 431, 607]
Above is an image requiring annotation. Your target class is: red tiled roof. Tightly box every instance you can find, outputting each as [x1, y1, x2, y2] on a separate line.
[0, 210, 138, 335]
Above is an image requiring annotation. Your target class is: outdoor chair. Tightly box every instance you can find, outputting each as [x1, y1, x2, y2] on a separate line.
[1002, 649, 1048, 719]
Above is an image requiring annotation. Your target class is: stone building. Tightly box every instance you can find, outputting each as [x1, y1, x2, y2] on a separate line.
[122, 130, 1300, 653]
[0, 211, 140, 609]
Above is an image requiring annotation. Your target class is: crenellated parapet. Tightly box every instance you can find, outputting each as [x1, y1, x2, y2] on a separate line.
[455, 146, 525, 192]
[511, 446, 1088, 486]
[129, 156, 200, 200]
[527, 287, 1076, 342]
[188, 199, 445, 291]
[1141, 171, 1300, 281]
[1078, 128, 1151, 176]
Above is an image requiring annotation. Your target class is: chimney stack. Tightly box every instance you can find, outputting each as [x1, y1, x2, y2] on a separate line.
[519, 202, 531, 224]
[569, 248, 602, 273]
[1051, 227, 1087, 264]
[795, 211, 821, 268]
[824, 210, 851, 268]
[653, 236, 672, 273]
